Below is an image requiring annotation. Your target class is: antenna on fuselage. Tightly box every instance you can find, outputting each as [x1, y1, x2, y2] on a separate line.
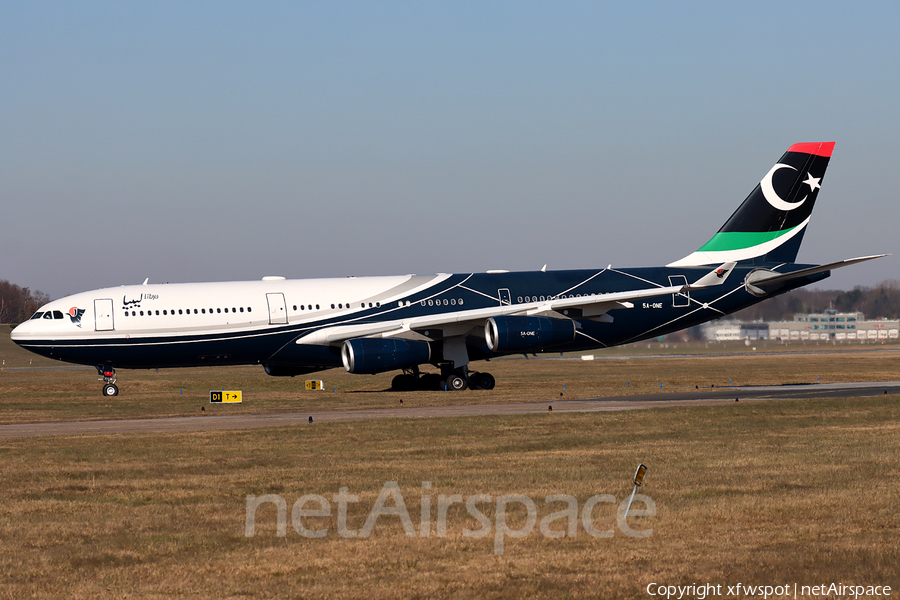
[142, 278, 149, 285]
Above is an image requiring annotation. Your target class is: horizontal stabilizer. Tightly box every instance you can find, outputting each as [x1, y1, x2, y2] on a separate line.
[745, 254, 888, 295]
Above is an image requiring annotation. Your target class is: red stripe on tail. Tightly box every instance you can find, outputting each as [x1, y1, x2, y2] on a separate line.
[788, 142, 835, 157]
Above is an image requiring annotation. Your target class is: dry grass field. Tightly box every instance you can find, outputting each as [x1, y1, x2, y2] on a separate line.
[1, 397, 898, 598]
[1, 329, 899, 598]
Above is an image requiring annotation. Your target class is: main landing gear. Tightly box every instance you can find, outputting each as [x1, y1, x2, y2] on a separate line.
[97, 366, 118, 396]
[391, 367, 495, 392]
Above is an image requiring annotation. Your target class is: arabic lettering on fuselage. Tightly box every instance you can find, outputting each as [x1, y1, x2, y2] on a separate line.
[122, 293, 159, 309]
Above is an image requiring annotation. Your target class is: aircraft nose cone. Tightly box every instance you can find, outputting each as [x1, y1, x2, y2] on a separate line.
[10, 320, 32, 344]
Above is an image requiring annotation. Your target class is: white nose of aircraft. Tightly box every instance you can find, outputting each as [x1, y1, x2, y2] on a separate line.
[10, 306, 75, 344]
[10, 319, 33, 343]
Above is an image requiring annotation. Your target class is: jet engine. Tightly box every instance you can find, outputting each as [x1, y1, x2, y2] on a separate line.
[485, 315, 576, 353]
[341, 338, 432, 374]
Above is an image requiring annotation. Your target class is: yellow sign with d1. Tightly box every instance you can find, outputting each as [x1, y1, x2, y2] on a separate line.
[210, 390, 242, 403]
[305, 380, 324, 390]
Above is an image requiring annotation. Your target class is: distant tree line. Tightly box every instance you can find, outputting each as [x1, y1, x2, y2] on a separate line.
[0, 280, 50, 324]
[734, 279, 900, 322]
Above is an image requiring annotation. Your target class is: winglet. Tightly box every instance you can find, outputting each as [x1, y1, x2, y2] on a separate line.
[686, 262, 737, 289]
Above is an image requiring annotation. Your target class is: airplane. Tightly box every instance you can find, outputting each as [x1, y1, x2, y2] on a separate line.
[11, 142, 885, 396]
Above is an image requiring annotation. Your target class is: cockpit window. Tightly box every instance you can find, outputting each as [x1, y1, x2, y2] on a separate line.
[53, 311, 64, 319]
[43, 312, 53, 319]
[31, 312, 44, 320]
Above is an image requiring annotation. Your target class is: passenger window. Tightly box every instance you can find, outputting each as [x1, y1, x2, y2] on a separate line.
[239, 307, 244, 313]
[232, 307, 236, 313]
[217, 308, 221, 314]
[247, 307, 252, 312]
[202, 309, 206, 314]
[331, 304, 335, 309]
[315, 305, 319, 310]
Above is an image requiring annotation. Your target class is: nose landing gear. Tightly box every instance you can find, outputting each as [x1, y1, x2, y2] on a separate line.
[97, 366, 118, 396]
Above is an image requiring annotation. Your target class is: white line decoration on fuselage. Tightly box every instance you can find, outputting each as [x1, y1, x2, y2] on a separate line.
[760, 163, 806, 211]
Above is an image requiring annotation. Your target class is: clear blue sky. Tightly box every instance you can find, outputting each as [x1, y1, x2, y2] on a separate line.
[2, 1, 898, 299]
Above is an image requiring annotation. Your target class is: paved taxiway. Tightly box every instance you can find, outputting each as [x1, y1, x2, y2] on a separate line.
[1, 381, 898, 439]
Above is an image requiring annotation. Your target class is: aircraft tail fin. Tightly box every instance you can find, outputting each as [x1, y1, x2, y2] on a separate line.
[668, 142, 835, 267]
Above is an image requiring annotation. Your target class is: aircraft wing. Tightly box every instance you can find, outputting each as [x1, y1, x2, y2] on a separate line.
[296, 263, 735, 346]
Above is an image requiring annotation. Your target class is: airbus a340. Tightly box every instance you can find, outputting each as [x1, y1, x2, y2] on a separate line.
[12, 142, 884, 395]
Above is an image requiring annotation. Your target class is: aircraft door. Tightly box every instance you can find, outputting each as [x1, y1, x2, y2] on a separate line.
[94, 298, 115, 331]
[668, 275, 690, 307]
[266, 293, 288, 325]
[498, 289, 511, 306]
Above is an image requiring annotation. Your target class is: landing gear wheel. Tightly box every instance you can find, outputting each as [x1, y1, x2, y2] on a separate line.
[419, 373, 443, 391]
[391, 374, 417, 392]
[97, 365, 118, 397]
[470, 372, 495, 390]
[444, 373, 468, 391]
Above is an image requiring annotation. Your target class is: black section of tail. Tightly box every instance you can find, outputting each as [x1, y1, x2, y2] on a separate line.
[720, 142, 833, 236]
[668, 142, 835, 268]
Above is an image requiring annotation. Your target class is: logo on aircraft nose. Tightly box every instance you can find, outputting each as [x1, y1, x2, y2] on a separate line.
[68, 307, 85, 327]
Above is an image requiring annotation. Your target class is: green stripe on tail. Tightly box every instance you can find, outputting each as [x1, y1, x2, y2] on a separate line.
[697, 225, 798, 253]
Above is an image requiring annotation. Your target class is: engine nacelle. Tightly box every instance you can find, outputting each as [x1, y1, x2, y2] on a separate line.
[485, 315, 576, 353]
[341, 338, 432, 374]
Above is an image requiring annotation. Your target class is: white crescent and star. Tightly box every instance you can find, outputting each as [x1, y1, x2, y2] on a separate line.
[760, 164, 820, 211]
